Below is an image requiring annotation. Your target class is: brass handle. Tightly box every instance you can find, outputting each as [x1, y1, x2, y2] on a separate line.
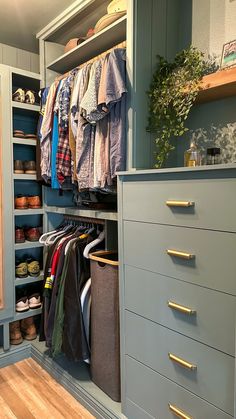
[167, 249, 195, 260]
[168, 353, 197, 371]
[168, 301, 196, 315]
[166, 200, 194, 208]
[168, 403, 193, 419]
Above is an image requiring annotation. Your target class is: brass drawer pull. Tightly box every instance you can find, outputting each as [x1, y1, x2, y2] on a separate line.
[168, 353, 197, 371]
[168, 301, 196, 315]
[166, 200, 194, 208]
[167, 249, 195, 260]
[168, 403, 193, 419]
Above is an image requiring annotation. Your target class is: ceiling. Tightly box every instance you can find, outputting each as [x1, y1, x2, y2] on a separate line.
[0, 0, 76, 53]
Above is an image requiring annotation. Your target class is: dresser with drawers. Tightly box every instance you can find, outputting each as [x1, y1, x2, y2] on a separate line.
[118, 166, 236, 419]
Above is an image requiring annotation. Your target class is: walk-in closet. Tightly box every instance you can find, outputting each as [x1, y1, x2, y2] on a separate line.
[0, 1, 236, 418]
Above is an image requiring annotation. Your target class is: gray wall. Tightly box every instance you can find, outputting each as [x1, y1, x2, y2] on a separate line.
[0, 43, 39, 73]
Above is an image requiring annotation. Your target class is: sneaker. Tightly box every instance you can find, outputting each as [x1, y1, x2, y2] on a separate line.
[16, 296, 29, 312]
[28, 293, 41, 309]
[12, 88, 25, 103]
[15, 260, 28, 278]
[27, 259, 40, 277]
[25, 90, 35, 105]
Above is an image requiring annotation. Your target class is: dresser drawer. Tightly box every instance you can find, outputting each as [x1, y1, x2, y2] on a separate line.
[124, 221, 236, 295]
[124, 265, 236, 356]
[122, 178, 236, 232]
[125, 356, 233, 419]
[125, 311, 234, 415]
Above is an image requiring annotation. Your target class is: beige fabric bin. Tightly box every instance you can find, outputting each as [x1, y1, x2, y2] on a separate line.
[90, 251, 120, 402]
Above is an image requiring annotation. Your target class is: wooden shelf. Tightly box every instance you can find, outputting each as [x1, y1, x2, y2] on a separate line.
[15, 241, 44, 250]
[12, 101, 40, 112]
[12, 137, 37, 146]
[47, 15, 126, 73]
[14, 307, 42, 321]
[13, 174, 37, 180]
[15, 272, 44, 286]
[45, 205, 118, 221]
[14, 209, 44, 216]
[196, 67, 236, 103]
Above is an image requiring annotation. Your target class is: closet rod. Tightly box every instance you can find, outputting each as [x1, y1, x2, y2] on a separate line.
[64, 215, 105, 225]
[56, 40, 126, 81]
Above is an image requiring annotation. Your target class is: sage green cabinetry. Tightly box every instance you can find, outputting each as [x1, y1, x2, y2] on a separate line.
[118, 167, 236, 419]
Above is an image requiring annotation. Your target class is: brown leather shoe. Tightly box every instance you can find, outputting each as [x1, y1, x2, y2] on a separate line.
[27, 195, 41, 209]
[10, 321, 23, 345]
[25, 227, 40, 242]
[15, 227, 25, 243]
[15, 195, 28, 209]
[21, 317, 37, 340]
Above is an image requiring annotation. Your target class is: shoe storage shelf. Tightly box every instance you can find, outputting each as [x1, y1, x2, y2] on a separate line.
[0, 65, 44, 354]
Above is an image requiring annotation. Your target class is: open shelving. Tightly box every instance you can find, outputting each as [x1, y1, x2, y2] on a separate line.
[15, 272, 44, 286]
[47, 15, 127, 73]
[15, 241, 44, 250]
[14, 307, 42, 321]
[14, 208, 44, 216]
[13, 174, 37, 180]
[45, 205, 118, 221]
[12, 137, 37, 146]
[12, 101, 40, 112]
[196, 67, 236, 103]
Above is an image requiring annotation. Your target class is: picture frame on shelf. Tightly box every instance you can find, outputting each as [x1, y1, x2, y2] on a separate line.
[221, 39, 236, 68]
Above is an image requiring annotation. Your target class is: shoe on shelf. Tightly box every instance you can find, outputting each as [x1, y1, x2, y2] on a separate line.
[13, 130, 25, 138]
[9, 321, 23, 345]
[20, 317, 37, 340]
[24, 134, 37, 140]
[15, 195, 28, 210]
[14, 160, 24, 174]
[12, 88, 25, 103]
[15, 260, 28, 278]
[28, 293, 41, 309]
[16, 296, 29, 312]
[25, 90, 35, 105]
[15, 227, 25, 244]
[27, 195, 41, 209]
[24, 160, 36, 174]
[27, 259, 40, 277]
[25, 227, 40, 242]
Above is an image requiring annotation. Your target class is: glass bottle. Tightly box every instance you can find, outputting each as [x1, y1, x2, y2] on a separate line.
[206, 147, 221, 165]
[184, 141, 201, 167]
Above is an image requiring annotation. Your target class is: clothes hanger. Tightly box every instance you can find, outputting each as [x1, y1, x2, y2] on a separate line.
[83, 229, 105, 259]
[39, 221, 66, 244]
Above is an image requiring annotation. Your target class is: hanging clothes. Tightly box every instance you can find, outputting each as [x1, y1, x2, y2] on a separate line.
[39, 46, 127, 193]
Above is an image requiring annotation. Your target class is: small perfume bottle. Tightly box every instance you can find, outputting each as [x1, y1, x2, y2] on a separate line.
[184, 141, 201, 167]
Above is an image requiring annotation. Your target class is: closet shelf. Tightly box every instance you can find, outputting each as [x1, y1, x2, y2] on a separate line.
[13, 174, 37, 180]
[196, 67, 236, 103]
[14, 208, 44, 215]
[15, 241, 44, 250]
[12, 137, 37, 146]
[11, 101, 40, 112]
[14, 307, 42, 321]
[44, 205, 118, 221]
[15, 272, 44, 286]
[47, 15, 127, 73]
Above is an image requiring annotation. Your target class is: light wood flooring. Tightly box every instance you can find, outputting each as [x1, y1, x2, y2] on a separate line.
[0, 358, 95, 418]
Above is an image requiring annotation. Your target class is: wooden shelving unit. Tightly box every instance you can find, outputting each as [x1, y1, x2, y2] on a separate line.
[15, 271, 44, 286]
[15, 241, 44, 250]
[12, 101, 40, 112]
[12, 137, 37, 146]
[196, 67, 236, 103]
[14, 209, 44, 216]
[47, 15, 127, 73]
[13, 174, 37, 180]
[14, 307, 42, 321]
[45, 205, 118, 221]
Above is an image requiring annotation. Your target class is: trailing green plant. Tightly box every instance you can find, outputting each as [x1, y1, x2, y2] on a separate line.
[147, 46, 208, 168]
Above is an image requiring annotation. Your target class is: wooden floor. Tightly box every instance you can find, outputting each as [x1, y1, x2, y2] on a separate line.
[0, 358, 95, 418]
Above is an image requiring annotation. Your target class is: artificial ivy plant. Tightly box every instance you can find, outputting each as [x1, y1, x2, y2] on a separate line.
[147, 46, 207, 168]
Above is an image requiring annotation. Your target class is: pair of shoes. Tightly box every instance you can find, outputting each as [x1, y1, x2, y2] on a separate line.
[13, 130, 37, 140]
[14, 160, 36, 175]
[15, 258, 40, 278]
[12, 88, 36, 104]
[16, 294, 41, 312]
[15, 195, 41, 209]
[10, 317, 37, 345]
[15, 227, 41, 243]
